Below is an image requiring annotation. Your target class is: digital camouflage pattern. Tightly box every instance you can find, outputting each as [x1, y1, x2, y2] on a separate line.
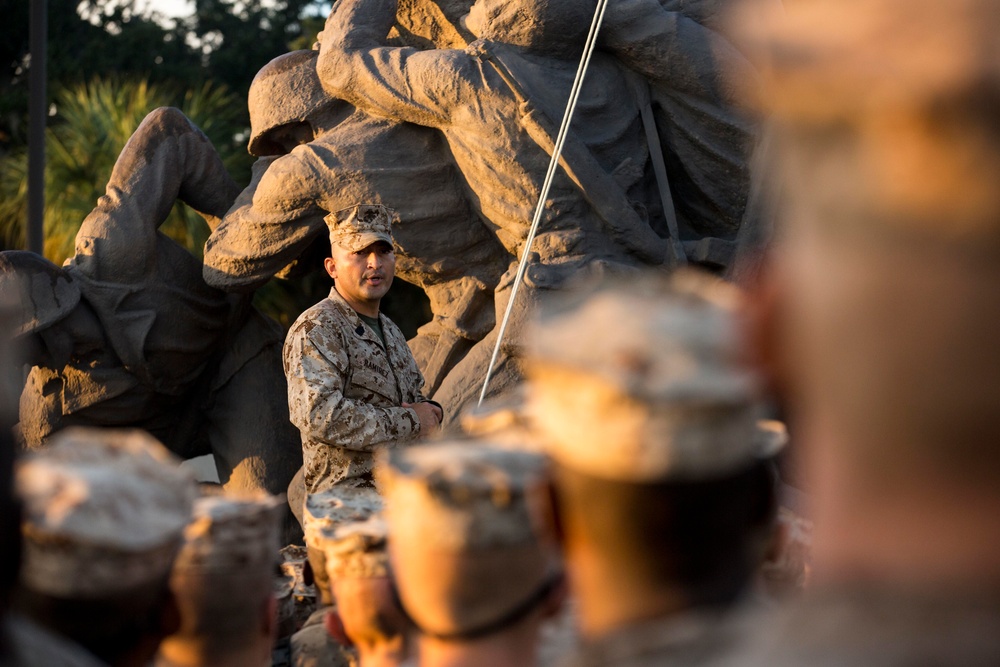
[5, 614, 108, 667]
[564, 607, 757, 667]
[326, 204, 394, 253]
[283, 287, 429, 494]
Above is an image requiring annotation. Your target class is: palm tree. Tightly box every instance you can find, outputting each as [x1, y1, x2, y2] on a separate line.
[0, 77, 248, 263]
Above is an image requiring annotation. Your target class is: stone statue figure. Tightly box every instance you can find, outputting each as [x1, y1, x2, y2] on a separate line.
[195, 0, 761, 421]
[308, 0, 760, 416]
[202, 49, 508, 400]
[1, 109, 302, 531]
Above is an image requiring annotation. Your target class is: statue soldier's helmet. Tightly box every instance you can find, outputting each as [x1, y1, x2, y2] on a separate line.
[247, 50, 339, 157]
[0, 251, 80, 338]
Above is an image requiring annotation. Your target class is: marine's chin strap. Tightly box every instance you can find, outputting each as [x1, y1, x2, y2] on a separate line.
[389, 567, 565, 642]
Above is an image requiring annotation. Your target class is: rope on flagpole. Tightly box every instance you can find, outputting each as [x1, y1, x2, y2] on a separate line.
[477, 0, 611, 406]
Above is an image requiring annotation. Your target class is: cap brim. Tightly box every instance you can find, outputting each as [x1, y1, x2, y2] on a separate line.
[338, 231, 394, 253]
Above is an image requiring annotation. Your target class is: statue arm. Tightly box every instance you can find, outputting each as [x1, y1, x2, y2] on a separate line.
[284, 319, 421, 452]
[203, 153, 329, 292]
[317, 0, 473, 129]
[72, 107, 240, 285]
[601, 0, 757, 102]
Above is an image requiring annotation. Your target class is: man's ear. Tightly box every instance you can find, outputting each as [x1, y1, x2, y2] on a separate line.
[741, 251, 786, 402]
[159, 589, 183, 639]
[541, 477, 566, 548]
[324, 256, 337, 280]
[541, 573, 568, 620]
[324, 609, 354, 647]
[263, 594, 277, 639]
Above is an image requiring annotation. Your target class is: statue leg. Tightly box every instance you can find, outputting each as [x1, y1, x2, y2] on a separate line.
[71, 107, 241, 284]
[203, 310, 304, 542]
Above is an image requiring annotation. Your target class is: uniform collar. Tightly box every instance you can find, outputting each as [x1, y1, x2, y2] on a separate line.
[327, 286, 384, 345]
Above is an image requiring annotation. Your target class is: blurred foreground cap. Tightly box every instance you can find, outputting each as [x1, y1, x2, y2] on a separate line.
[302, 486, 382, 551]
[173, 490, 284, 572]
[525, 269, 763, 482]
[325, 204, 395, 253]
[379, 442, 548, 551]
[17, 427, 197, 598]
[730, 0, 1000, 243]
[320, 515, 389, 580]
[378, 441, 556, 636]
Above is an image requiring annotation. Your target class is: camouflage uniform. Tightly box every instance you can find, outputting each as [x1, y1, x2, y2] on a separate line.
[5, 615, 109, 667]
[564, 607, 757, 667]
[732, 588, 1000, 667]
[283, 286, 431, 494]
[289, 620, 355, 667]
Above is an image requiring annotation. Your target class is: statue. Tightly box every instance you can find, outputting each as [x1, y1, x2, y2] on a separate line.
[203, 49, 509, 400]
[204, 0, 761, 420]
[313, 0, 761, 415]
[1, 109, 302, 535]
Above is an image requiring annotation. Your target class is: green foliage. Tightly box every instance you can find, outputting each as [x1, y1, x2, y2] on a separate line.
[0, 78, 245, 264]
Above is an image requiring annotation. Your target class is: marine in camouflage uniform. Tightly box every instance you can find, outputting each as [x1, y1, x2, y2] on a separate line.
[523, 270, 780, 667]
[724, 0, 1000, 664]
[283, 204, 440, 496]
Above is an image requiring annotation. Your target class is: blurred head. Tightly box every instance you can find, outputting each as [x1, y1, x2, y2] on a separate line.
[732, 0, 1000, 488]
[311, 494, 408, 665]
[325, 576, 409, 661]
[378, 443, 561, 643]
[15, 428, 196, 666]
[156, 493, 284, 667]
[523, 270, 779, 623]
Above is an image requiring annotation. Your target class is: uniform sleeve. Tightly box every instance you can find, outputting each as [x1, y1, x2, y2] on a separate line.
[316, 0, 476, 129]
[203, 153, 329, 292]
[284, 320, 421, 452]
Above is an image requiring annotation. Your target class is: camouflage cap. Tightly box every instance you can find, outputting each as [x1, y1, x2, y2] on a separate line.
[379, 441, 549, 551]
[325, 204, 396, 253]
[320, 515, 390, 580]
[16, 427, 197, 598]
[378, 441, 557, 637]
[0, 251, 81, 338]
[302, 486, 383, 551]
[525, 268, 763, 482]
[729, 0, 1000, 243]
[458, 389, 546, 453]
[172, 491, 284, 572]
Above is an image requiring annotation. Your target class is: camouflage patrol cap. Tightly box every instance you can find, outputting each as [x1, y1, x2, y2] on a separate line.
[525, 268, 764, 482]
[319, 514, 390, 580]
[0, 251, 80, 338]
[302, 486, 383, 551]
[325, 204, 396, 253]
[730, 0, 1000, 243]
[378, 441, 557, 637]
[16, 427, 197, 598]
[172, 491, 284, 572]
[379, 442, 548, 551]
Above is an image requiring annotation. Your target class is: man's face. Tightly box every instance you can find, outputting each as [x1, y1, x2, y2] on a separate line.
[325, 241, 396, 315]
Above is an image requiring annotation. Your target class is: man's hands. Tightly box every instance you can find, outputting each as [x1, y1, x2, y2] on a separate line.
[404, 401, 443, 436]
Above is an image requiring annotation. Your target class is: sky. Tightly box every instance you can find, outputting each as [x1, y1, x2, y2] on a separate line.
[146, 0, 195, 18]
